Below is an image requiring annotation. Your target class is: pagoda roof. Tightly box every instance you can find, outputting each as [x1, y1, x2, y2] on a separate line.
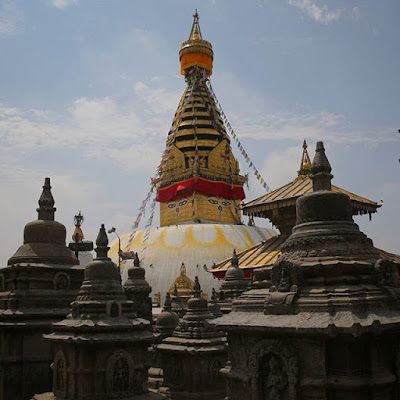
[243, 141, 381, 218]
[209, 234, 400, 278]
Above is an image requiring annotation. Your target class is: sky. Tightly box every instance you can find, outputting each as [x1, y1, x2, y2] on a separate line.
[0, 0, 399, 265]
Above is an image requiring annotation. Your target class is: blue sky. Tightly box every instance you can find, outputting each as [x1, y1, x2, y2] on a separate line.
[0, 0, 399, 264]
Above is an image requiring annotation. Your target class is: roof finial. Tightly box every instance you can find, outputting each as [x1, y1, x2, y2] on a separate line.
[94, 224, 110, 260]
[37, 177, 56, 221]
[133, 252, 140, 268]
[193, 276, 201, 298]
[298, 140, 312, 177]
[189, 9, 202, 40]
[310, 141, 333, 191]
[232, 249, 239, 268]
[164, 292, 172, 310]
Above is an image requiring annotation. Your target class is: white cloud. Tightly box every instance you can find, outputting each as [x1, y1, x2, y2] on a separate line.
[0, 0, 22, 37]
[288, 0, 344, 24]
[49, 0, 79, 9]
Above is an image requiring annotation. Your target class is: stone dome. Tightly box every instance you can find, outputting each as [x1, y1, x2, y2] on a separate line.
[156, 309, 179, 330]
[109, 223, 276, 303]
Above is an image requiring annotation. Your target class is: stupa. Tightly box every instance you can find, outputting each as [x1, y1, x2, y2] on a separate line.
[0, 178, 83, 400]
[111, 11, 275, 302]
[213, 142, 400, 399]
[36, 225, 158, 400]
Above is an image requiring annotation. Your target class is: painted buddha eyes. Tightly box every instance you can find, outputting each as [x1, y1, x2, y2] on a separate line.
[207, 196, 232, 207]
[167, 198, 188, 208]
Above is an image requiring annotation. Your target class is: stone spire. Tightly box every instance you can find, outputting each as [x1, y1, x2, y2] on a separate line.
[37, 177, 56, 221]
[123, 252, 152, 322]
[157, 277, 227, 399]
[310, 140, 333, 191]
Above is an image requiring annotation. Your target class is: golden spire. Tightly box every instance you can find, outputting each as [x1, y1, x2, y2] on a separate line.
[189, 9, 202, 40]
[298, 140, 312, 176]
[179, 10, 213, 75]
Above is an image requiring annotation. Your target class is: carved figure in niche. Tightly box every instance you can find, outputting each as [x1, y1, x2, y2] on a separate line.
[112, 358, 129, 392]
[278, 267, 291, 293]
[110, 302, 119, 318]
[54, 356, 66, 393]
[262, 355, 287, 400]
[54, 272, 69, 290]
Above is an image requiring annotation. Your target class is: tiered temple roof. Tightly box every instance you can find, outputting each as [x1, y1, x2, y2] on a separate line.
[209, 141, 392, 278]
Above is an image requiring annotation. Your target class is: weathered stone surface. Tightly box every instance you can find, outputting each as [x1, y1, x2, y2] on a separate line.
[39, 225, 154, 400]
[0, 178, 83, 400]
[158, 277, 227, 399]
[213, 142, 400, 400]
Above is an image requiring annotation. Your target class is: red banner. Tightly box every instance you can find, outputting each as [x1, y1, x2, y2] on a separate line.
[157, 177, 245, 203]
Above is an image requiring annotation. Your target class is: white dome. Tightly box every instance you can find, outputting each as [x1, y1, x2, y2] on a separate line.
[109, 224, 276, 304]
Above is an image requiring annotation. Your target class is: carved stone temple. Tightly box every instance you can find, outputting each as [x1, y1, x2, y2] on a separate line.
[34, 225, 161, 400]
[157, 277, 227, 399]
[0, 177, 83, 400]
[214, 142, 400, 400]
[123, 252, 152, 322]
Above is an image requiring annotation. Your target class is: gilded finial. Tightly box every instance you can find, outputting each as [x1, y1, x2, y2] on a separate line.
[72, 211, 85, 242]
[298, 140, 312, 177]
[189, 9, 202, 40]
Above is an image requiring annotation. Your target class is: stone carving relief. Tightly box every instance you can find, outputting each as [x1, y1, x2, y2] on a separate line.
[106, 350, 134, 395]
[249, 340, 298, 400]
[53, 272, 70, 290]
[53, 351, 67, 397]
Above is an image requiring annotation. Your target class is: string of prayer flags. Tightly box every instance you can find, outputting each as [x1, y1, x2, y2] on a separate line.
[206, 80, 271, 193]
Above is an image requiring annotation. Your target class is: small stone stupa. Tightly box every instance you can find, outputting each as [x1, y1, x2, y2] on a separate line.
[157, 277, 227, 399]
[36, 225, 160, 400]
[218, 249, 249, 313]
[123, 252, 152, 322]
[0, 177, 83, 400]
[214, 142, 400, 400]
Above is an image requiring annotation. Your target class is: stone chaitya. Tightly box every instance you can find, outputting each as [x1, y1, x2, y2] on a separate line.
[214, 142, 400, 400]
[0, 177, 83, 400]
[123, 252, 152, 322]
[218, 250, 249, 313]
[157, 277, 227, 399]
[34, 225, 161, 400]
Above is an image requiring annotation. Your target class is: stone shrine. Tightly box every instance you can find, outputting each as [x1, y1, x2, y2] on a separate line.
[123, 252, 152, 322]
[35, 225, 159, 400]
[0, 177, 83, 400]
[214, 142, 400, 400]
[158, 277, 227, 399]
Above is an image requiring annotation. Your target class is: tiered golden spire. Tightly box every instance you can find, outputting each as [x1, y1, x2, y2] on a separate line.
[157, 12, 246, 227]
